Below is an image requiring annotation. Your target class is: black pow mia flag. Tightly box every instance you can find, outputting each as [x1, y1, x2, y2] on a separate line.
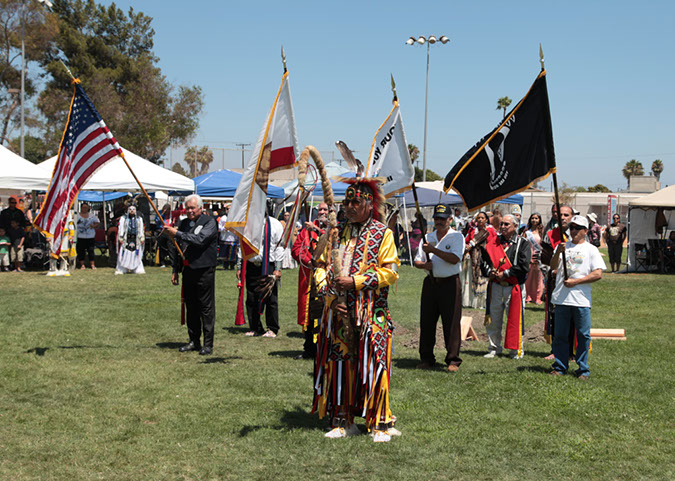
[444, 70, 556, 211]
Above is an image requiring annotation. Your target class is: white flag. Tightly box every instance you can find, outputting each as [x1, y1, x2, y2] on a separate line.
[365, 101, 415, 198]
[225, 71, 299, 259]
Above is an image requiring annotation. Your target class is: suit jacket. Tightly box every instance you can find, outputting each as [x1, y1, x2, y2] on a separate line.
[172, 214, 218, 273]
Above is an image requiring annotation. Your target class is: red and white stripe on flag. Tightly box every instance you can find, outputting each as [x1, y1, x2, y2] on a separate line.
[225, 71, 299, 259]
[34, 81, 122, 255]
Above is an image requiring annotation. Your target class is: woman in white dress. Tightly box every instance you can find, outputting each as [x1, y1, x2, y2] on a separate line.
[115, 205, 145, 274]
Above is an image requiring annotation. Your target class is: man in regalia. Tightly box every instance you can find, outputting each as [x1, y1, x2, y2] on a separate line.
[291, 202, 329, 359]
[312, 179, 400, 443]
[115, 205, 145, 275]
[481, 214, 531, 359]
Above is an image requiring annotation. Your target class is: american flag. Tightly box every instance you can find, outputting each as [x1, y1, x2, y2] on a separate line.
[34, 81, 123, 255]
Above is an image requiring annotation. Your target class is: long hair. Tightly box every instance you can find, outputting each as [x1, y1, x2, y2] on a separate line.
[527, 212, 544, 238]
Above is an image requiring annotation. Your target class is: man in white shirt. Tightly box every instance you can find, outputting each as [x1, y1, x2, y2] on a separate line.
[550, 215, 606, 379]
[414, 204, 465, 372]
[236, 213, 284, 338]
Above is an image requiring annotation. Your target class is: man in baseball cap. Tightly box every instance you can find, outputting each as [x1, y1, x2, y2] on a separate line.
[549, 215, 606, 380]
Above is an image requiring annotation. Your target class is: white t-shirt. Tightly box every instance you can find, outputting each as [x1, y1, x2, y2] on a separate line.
[415, 228, 464, 277]
[551, 241, 606, 308]
[76, 214, 99, 239]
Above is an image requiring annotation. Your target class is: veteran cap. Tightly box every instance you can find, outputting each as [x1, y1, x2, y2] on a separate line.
[433, 204, 451, 219]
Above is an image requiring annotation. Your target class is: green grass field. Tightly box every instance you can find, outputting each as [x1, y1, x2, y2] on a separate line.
[1, 262, 673, 481]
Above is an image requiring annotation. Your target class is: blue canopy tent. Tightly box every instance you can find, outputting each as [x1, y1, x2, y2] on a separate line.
[192, 169, 285, 199]
[77, 191, 130, 202]
[403, 186, 522, 208]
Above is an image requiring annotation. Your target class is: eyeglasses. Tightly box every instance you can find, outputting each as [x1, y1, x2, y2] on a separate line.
[569, 225, 585, 231]
[500, 222, 512, 226]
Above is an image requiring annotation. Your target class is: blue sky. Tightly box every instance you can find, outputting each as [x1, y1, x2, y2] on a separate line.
[97, 0, 674, 191]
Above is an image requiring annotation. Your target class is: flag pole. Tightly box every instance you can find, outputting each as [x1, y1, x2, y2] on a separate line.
[540, 44, 568, 279]
[391, 74, 425, 226]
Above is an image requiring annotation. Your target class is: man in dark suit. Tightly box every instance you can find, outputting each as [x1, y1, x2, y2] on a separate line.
[165, 194, 218, 355]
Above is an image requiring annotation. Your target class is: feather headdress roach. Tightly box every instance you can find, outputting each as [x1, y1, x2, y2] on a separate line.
[341, 177, 387, 223]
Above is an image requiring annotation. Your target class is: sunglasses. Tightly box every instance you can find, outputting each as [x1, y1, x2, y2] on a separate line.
[569, 225, 586, 231]
[500, 222, 512, 226]
[342, 199, 362, 207]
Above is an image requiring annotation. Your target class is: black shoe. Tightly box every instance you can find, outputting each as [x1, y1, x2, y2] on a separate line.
[179, 342, 200, 353]
[199, 347, 213, 356]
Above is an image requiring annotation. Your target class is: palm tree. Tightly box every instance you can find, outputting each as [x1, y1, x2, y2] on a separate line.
[651, 159, 664, 181]
[496, 96, 512, 119]
[622, 159, 644, 189]
[408, 144, 420, 166]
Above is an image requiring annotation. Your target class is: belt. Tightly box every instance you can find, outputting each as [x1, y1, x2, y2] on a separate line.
[430, 274, 458, 282]
[497, 281, 512, 287]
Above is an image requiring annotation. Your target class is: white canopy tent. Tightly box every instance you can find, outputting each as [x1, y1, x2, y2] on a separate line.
[0, 144, 51, 190]
[38, 147, 194, 193]
[626, 185, 675, 271]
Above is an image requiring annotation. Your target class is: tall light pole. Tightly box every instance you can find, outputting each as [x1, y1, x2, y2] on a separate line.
[406, 35, 449, 182]
[20, 0, 52, 158]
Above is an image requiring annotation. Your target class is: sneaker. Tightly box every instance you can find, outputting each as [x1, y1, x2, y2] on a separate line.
[262, 330, 277, 338]
[325, 423, 359, 439]
[544, 353, 555, 360]
[325, 427, 345, 439]
[484, 351, 498, 359]
[46, 271, 56, 277]
[372, 430, 392, 443]
[386, 427, 402, 437]
[510, 351, 524, 360]
[244, 331, 257, 337]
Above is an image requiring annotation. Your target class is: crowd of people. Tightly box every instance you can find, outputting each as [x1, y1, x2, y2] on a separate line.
[0, 190, 660, 441]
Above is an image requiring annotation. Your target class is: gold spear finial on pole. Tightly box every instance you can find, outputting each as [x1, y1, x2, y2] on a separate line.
[281, 45, 287, 73]
[390, 73, 398, 103]
[539, 43, 545, 71]
[59, 60, 76, 81]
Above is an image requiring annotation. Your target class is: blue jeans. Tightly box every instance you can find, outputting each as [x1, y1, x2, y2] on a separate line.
[552, 305, 591, 377]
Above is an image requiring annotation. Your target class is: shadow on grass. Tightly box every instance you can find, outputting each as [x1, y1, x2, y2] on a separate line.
[238, 407, 321, 437]
[516, 365, 552, 374]
[461, 349, 490, 358]
[285, 331, 303, 339]
[268, 350, 303, 358]
[199, 356, 242, 365]
[222, 327, 250, 335]
[155, 342, 185, 349]
[392, 357, 421, 370]
[26, 347, 49, 356]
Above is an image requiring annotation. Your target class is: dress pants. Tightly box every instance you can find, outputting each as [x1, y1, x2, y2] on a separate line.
[245, 261, 279, 334]
[487, 282, 525, 354]
[182, 265, 216, 348]
[419, 274, 463, 366]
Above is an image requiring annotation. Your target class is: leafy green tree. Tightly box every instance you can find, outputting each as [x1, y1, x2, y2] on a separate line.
[38, 0, 204, 163]
[184, 146, 213, 177]
[9, 134, 50, 163]
[0, 0, 58, 146]
[496, 96, 512, 119]
[171, 162, 188, 177]
[622, 159, 644, 189]
[414, 167, 442, 182]
[408, 144, 420, 164]
[587, 184, 611, 193]
[651, 159, 664, 181]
